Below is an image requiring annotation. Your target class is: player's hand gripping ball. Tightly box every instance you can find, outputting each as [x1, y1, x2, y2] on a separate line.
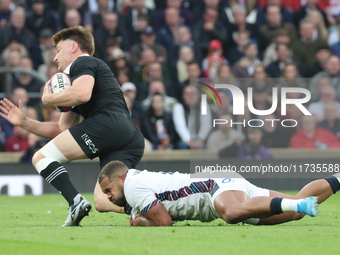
[49, 72, 74, 112]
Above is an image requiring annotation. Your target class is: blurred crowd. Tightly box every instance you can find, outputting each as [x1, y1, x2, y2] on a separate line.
[1, 0, 340, 161]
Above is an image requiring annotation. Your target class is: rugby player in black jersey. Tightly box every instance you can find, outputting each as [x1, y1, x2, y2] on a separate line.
[0, 26, 144, 227]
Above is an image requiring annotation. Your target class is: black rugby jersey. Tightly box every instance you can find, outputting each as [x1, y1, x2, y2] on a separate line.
[67, 56, 129, 119]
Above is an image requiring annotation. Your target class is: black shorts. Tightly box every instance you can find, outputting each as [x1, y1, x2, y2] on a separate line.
[69, 110, 144, 169]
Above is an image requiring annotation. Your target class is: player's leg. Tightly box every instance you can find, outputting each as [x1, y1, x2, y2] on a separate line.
[32, 129, 91, 226]
[213, 177, 319, 225]
[258, 178, 336, 225]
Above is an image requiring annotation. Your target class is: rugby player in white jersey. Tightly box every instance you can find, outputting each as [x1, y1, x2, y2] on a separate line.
[98, 161, 340, 226]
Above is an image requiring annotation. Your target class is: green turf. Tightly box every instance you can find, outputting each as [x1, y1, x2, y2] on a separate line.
[1, 193, 339, 255]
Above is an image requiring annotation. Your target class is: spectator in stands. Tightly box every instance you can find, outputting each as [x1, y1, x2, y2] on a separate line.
[189, 86, 212, 149]
[193, 7, 227, 57]
[38, 28, 54, 68]
[227, 5, 263, 53]
[280, 63, 305, 88]
[249, 86, 273, 119]
[132, 49, 170, 87]
[304, 45, 331, 78]
[120, 83, 144, 129]
[142, 80, 177, 113]
[5, 125, 29, 152]
[262, 113, 295, 148]
[262, 29, 292, 67]
[91, 0, 111, 31]
[123, 0, 155, 35]
[0, 7, 42, 69]
[12, 57, 42, 105]
[232, 40, 261, 78]
[290, 115, 340, 148]
[191, 0, 229, 25]
[59, 0, 93, 32]
[176, 46, 194, 84]
[64, 8, 82, 28]
[0, 0, 12, 28]
[202, 39, 227, 79]
[107, 48, 130, 76]
[127, 13, 149, 46]
[168, 25, 202, 68]
[156, 7, 181, 50]
[38, 43, 56, 80]
[94, 12, 129, 60]
[116, 67, 131, 85]
[306, 10, 329, 41]
[1, 40, 28, 65]
[309, 55, 340, 101]
[176, 61, 202, 99]
[266, 43, 301, 78]
[172, 84, 190, 149]
[156, 0, 194, 30]
[260, 5, 297, 49]
[219, 127, 271, 159]
[25, 0, 59, 38]
[292, 19, 328, 69]
[141, 93, 177, 150]
[294, 0, 329, 30]
[129, 26, 167, 67]
[329, 17, 340, 48]
[217, 64, 235, 83]
[318, 102, 340, 138]
[209, 89, 233, 120]
[248, 64, 274, 91]
[1, 87, 28, 138]
[256, 0, 293, 27]
[207, 112, 244, 153]
[308, 85, 340, 122]
[227, 30, 250, 66]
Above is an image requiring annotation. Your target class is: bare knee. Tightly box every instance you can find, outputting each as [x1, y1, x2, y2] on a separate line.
[32, 151, 45, 166]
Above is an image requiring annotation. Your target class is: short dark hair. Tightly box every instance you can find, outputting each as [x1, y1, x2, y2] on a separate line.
[52, 26, 95, 56]
[98, 161, 128, 184]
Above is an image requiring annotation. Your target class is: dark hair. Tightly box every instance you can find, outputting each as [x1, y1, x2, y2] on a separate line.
[52, 26, 95, 56]
[275, 42, 289, 52]
[98, 161, 128, 184]
[137, 13, 148, 21]
[316, 45, 331, 52]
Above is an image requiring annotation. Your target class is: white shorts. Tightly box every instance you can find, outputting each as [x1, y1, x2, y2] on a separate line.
[211, 177, 270, 210]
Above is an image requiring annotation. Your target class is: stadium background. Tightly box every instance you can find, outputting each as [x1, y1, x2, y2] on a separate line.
[0, 0, 340, 196]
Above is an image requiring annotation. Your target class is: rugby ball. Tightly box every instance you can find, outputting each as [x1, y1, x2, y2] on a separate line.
[49, 72, 74, 112]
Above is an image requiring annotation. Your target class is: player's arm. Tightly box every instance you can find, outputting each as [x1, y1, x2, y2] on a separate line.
[139, 203, 173, 227]
[42, 75, 95, 108]
[0, 98, 81, 139]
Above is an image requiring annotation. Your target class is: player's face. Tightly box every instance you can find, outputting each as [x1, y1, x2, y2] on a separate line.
[54, 40, 74, 72]
[100, 177, 127, 207]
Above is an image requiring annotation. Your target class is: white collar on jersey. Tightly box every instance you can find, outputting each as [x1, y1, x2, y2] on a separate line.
[63, 54, 90, 74]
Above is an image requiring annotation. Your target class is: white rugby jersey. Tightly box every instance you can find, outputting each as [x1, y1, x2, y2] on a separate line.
[124, 169, 220, 222]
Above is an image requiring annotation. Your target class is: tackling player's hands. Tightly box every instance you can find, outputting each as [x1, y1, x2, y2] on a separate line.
[0, 98, 26, 127]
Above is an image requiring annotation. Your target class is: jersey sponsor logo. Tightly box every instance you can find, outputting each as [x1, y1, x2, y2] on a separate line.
[222, 178, 235, 184]
[81, 133, 99, 154]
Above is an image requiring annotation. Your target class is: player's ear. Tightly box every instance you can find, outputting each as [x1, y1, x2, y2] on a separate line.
[71, 41, 78, 53]
[119, 172, 127, 183]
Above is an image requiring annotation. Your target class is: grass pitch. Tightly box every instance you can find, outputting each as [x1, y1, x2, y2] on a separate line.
[1, 193, 340, 255]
